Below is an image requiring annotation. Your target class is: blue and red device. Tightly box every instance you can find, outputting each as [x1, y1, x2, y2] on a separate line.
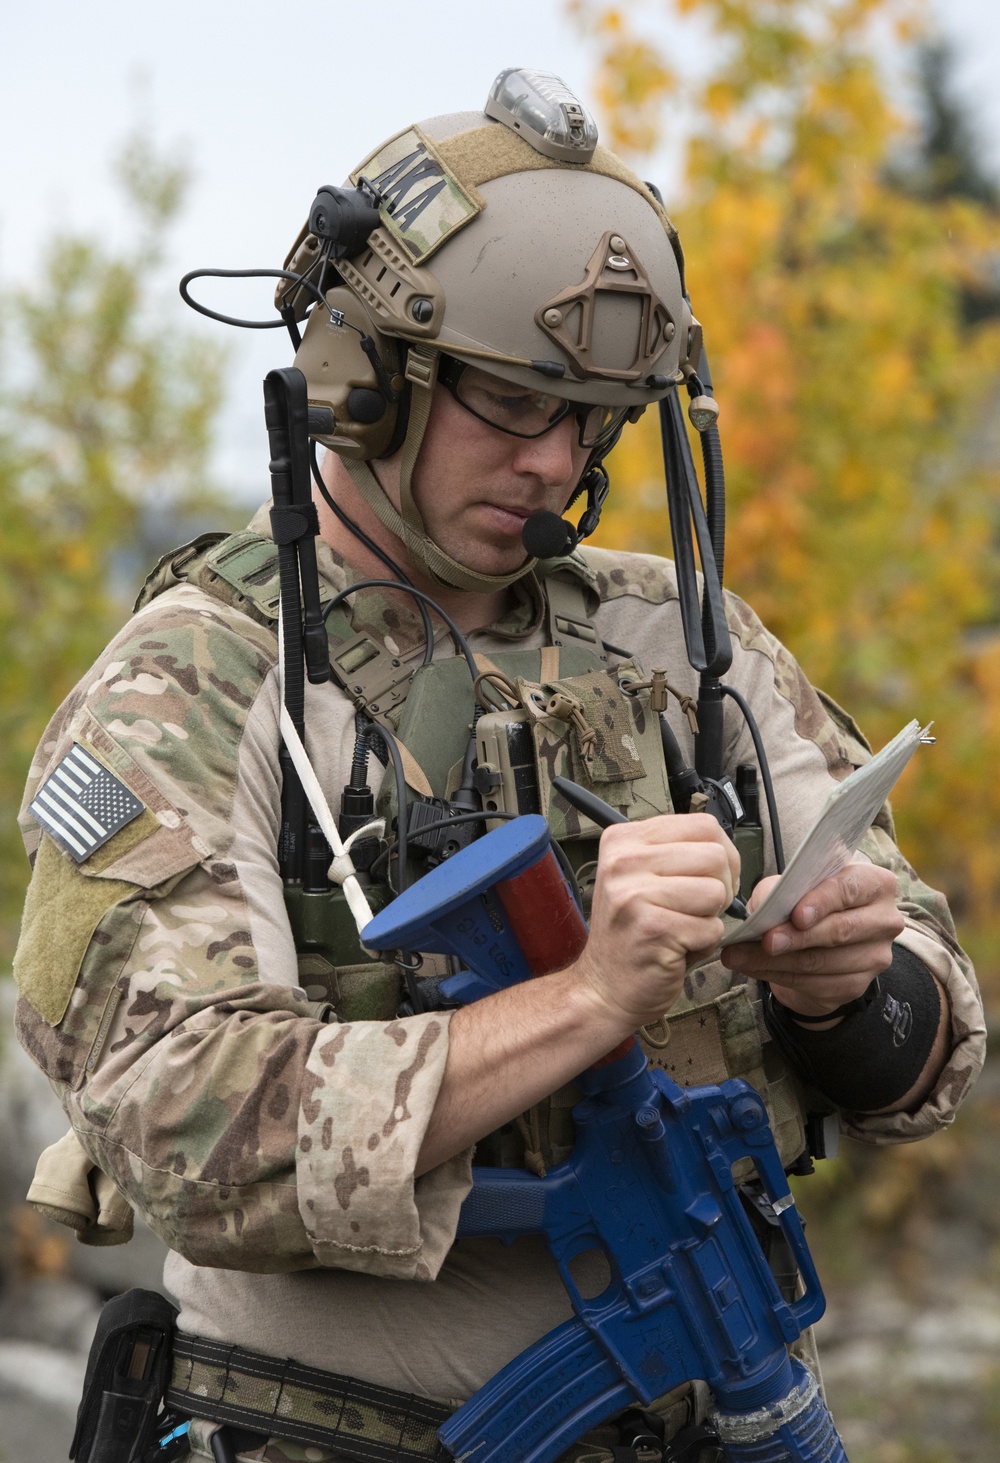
[363, 816, 848, 1463]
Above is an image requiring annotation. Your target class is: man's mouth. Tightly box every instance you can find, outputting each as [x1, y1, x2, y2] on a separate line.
[477, 502, 539, 536]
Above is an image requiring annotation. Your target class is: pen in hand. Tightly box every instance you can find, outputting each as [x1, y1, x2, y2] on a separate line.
[551, 775, 749, 921]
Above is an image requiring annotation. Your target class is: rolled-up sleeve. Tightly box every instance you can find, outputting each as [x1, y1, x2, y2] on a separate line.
[298, 1016, 472, 1278]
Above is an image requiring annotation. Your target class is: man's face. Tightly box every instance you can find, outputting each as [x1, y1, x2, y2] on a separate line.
[401, 371, 592, 579]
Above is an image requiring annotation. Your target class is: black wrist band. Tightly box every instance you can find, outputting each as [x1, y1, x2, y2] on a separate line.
[772, 975, 882, 1024]
[760, 944, 943, 1112]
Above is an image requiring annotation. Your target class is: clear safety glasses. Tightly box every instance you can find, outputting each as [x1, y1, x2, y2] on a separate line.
[438, 355, 630, 451]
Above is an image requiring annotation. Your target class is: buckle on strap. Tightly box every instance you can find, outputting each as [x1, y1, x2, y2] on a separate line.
[169, 1332, 453, 1463]
[329, 630, 417, 719]
[543, 572, 602, 652]
[404, 349, 437, 389]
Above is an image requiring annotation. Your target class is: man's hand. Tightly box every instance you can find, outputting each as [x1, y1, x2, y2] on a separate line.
[720, 862, 904, 1022]
[577, 813, 741, 1028]
[417, 814, 740, 1174]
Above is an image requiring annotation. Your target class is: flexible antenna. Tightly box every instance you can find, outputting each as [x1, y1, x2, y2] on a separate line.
[658, 368, 732, 780]
[263, 367, 331, 881]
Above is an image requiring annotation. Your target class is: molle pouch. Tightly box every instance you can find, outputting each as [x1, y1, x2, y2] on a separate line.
[373, 643, 608, 829]
[284, 877, 399, 1020]
[295, 949, 403, 1022]
[518, 658, 673, 846]
[638, 981, 807, 1176]
[71, 1287, 178, 1463]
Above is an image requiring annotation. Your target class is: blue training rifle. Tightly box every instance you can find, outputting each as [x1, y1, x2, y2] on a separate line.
[363, 814, 849, 1463]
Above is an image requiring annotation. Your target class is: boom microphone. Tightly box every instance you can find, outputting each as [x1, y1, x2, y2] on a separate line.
[521, 511, 578, 559]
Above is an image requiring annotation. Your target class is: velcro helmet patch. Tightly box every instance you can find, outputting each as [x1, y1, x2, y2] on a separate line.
[30, 743, 146, 863]
[351, 125, 482, 262]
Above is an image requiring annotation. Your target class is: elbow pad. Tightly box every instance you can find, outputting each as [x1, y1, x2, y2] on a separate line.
[761, 944, 943, 1113]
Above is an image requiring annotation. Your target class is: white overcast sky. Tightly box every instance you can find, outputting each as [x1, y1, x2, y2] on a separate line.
[3, 0, 998, 501]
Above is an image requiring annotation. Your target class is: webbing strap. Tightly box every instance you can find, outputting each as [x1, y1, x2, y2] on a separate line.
[168, 1333, 453, 1463]
[539, 644, 561, 683]
[343, 456, 538, 595]
[398, 346, 439, 535]
[543, 571, 601, 649]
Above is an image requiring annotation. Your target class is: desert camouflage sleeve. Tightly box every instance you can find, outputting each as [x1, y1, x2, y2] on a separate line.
[13, 583, 471, 1279]
[585, 546, 986, 1145]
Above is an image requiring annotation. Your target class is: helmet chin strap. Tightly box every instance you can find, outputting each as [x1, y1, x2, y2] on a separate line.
[342, 457, 539, 594]
[343, 344, 540, 595]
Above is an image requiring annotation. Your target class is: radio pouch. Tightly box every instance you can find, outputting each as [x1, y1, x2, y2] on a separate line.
[518, 658, 673, 842]
[71, 1287, 179, 1463]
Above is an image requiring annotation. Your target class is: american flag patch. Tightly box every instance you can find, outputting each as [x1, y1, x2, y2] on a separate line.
[30, 743, 146, 863]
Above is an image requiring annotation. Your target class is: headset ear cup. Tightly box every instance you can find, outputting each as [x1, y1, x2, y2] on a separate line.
[292, 286, 402, 461]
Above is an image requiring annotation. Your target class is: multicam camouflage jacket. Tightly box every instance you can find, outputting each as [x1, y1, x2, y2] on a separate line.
[13, 512, 985, 1400]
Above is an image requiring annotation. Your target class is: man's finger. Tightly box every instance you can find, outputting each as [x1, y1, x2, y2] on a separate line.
[610, 873, 735, 922]
[758, 903, 904, 956]
[599, 816, 739, 908]
[602, 812, 733, 849]
[723, 937, 894, 981]
[790, 864, 898, 930]
[747, 873, 780, 914]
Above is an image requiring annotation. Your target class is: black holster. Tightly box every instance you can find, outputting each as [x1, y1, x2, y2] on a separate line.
[71, 1287, 178, 1463]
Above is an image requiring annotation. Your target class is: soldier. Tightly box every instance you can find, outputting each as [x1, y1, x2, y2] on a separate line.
[14, 69, 985, 1463]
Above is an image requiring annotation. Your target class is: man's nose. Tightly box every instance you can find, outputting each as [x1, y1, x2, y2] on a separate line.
[510, 417, 581, 486]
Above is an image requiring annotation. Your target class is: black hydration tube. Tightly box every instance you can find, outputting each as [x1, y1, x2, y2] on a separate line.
[309, 443, 436, 666]
[659, 381, 732, 776]
[322, 580, 480, 685]
[644, 185, 738, 795]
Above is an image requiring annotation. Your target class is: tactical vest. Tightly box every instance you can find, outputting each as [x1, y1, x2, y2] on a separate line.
[136, 530, 810, 1177]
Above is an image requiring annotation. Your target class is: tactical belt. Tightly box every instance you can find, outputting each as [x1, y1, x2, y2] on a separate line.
[168, 1332, 453, 1463]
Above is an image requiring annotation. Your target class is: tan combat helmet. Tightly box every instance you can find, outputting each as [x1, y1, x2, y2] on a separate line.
[277, 68, 695, 593]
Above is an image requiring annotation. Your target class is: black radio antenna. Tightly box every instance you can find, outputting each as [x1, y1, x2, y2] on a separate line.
[263, 367, 331, 881]
[659, 356, 732, 781]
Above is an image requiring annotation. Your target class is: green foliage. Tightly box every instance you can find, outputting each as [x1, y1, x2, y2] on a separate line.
[0, 138, 231, 959]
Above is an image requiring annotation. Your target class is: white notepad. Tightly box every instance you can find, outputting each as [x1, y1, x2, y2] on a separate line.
[722, 718, 933, 947]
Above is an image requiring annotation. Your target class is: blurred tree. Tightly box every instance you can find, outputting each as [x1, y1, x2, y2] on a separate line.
[903, 39, 1000, 208]
[570, 0, 1000, 997]
[891, 38, 1000, 323]
[0, 137, 230, 959]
